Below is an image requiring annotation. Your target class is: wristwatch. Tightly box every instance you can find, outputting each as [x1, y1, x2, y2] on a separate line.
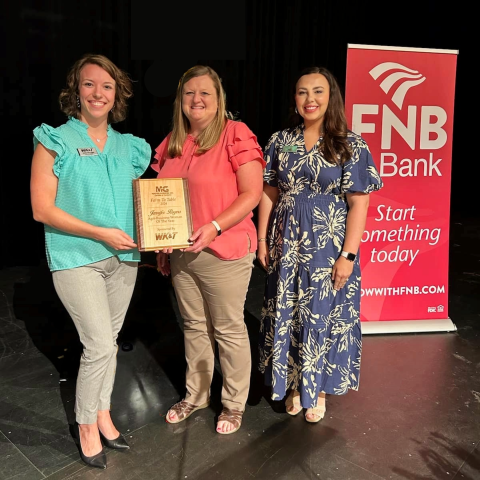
[340, 251, 356, 261]
[211, 220, 222, 236]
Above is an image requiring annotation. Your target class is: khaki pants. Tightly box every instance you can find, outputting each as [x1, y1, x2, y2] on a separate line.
[170, 249, 255, 411]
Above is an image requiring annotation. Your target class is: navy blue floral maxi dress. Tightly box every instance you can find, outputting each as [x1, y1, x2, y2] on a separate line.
[259, 125, 383, 408]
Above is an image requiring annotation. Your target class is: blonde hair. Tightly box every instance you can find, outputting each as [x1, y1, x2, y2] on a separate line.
[168, 65, 227, 157]
[59, 53, 133, 123]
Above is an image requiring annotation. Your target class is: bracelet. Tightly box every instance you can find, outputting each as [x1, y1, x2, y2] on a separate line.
[258, 238, 267, 242]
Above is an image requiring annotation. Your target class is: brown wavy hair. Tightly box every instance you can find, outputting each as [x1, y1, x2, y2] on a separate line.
[290, 66, 352, 165]
[58, 53, 133, 123]
[168, 65, 227, 158]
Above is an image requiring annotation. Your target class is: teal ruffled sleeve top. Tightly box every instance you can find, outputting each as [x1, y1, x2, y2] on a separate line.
[33, 117, 152, 271]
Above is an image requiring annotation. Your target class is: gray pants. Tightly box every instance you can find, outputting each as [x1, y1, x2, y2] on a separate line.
[52, 256, 137, 424]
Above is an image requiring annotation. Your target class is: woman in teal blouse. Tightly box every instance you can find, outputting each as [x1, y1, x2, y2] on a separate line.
[30, 54, 151, 469]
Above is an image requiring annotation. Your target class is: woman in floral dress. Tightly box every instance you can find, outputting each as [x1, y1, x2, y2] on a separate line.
[257, 66, 383, 423]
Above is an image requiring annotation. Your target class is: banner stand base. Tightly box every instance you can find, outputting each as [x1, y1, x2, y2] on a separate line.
[362, 318, 456, 335]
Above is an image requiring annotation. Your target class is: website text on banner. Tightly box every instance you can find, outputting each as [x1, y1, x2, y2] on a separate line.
[344, 44, 458, 329]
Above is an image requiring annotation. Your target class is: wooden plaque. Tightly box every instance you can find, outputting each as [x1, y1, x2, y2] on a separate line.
[133, 178, 194, 252]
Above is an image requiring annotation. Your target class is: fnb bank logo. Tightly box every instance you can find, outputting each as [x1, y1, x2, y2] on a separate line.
[351, 61, 448, 178]
[369, 62, 425, 109]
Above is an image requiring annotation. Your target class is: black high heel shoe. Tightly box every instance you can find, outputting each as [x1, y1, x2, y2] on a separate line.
[99, 430, 130, 450]
[72, 423, 107, 469]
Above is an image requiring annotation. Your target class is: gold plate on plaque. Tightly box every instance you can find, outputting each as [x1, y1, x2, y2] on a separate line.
[133, 178, 193, 252]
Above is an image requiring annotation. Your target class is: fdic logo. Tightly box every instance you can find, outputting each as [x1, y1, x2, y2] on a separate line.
[369, 62, 426, 109]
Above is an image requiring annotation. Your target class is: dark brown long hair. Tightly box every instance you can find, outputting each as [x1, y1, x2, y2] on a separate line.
[290, 66, 352, 165]
[59, 53, 133, 123]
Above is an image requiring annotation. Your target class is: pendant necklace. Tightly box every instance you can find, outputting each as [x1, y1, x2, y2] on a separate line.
[89, 132, 108, 143]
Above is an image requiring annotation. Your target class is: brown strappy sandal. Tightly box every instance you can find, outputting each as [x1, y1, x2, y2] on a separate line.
[285, 390, 302, 416]
[216, 408, 243, 435]
[165, 399, 209, 424]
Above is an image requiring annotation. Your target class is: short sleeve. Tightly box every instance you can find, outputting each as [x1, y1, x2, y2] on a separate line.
[126, 135, 152, 178]
[151, 134, 171, 173]
[341, 136, 383, 194]
[263, 132, 280, 187]
[226, 122, 265, 172]
[33, 124, 66, 176]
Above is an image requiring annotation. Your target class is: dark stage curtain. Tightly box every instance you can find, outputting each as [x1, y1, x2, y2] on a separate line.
[1, 0, 468, 269]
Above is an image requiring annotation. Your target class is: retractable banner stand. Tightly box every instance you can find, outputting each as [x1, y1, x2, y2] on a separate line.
[344, 44, 458, 334]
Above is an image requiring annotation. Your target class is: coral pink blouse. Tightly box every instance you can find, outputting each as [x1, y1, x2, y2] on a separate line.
[151, 120, 266, 260]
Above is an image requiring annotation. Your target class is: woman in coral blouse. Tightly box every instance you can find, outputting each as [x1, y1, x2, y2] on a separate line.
[152, 65, 265, 435]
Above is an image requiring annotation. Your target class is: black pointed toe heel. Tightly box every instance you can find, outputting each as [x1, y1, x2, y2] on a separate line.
[72, 423, 107, 469]
[99, 430, 130, 450]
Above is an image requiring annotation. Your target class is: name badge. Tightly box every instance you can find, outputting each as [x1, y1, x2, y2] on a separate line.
[77, 147, 99, 156]
[282, 145, 297, 153]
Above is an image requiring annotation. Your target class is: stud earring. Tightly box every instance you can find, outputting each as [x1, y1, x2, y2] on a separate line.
[295, 107, 298, 114]
[76, 96, 80, 109]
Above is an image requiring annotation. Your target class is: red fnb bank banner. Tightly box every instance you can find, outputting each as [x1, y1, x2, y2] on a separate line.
[344, 44, 458, 333]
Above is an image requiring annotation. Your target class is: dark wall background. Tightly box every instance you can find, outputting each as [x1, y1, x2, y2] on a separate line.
[1, 0, 470, 269]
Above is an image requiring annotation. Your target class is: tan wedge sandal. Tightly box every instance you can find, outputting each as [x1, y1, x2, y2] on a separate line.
[285, 390, 302, 416]
[305, 392, 326, 423]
